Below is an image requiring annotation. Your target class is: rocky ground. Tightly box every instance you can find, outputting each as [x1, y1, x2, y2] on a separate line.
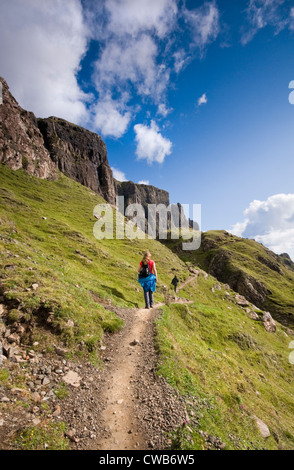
[1, 276, 281, 451]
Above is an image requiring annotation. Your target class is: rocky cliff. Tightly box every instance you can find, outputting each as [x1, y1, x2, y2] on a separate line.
[0, 77, 57, 180]
[116, 180, 170, 210]
[0, 77, 188, 216]
[38, 117, 116, 205]
[116, 180, 194, 234]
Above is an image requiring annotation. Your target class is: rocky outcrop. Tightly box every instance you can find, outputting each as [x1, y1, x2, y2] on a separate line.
[38, 117, 116, 205]
[0, 77, 193, 214]
[116, 180, 194, 234]
[116, 180, 170, 209]
[0, 77, 57, 180]
[279, 253, 294, 271]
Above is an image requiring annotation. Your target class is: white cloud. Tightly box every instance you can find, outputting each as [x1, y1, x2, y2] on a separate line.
[184, 1, 220, 50]
[157, 103, 173, 117]
[92, 95, 132, 138]
[105, 0, 178, 38]
[111, 167, 127, 182]
[138, 180, 150, 185]
[93, 34, 169, 102]
[231, 194, 294, 259]
[197, 92, 208, 106]
[173, 49, 190, 73]
[134, 120, 172, 164]
[0, 0, 89, 124]
[290, 7, 294, 30]
[242, 0, 291, 45]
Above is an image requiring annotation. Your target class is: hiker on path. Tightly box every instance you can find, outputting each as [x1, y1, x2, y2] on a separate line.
[171, 275, 179, 293]
[138, 251, 157, 309]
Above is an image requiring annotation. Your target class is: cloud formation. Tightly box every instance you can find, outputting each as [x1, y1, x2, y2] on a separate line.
[198, 93, 208, 106]
[184, 1, 220, 50]
[231, 194, 294, 259]
[134, 120, 172, 164]
[111, 167, 127, 182]
[0, 0, 89, 124]
[87, 0, 221, 138]
[242, 0, 293, 44]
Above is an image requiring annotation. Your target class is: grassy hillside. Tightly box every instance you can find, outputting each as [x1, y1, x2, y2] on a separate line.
[156, 274, 294, 450]
[1, 164, 294, 450]
[164, 230, 294, 327]
[0, 164, 188, 359]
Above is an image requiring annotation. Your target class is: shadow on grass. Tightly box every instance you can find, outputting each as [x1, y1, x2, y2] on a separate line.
[100, 284, 139, 308]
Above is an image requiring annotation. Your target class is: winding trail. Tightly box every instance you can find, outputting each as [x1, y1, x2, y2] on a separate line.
[94, 275, 198, 450]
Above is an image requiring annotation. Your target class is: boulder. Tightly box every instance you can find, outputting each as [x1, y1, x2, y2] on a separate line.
[262, 312, 276, 333]
[254, 416, 271, 438]
[63, 370, 81, 388]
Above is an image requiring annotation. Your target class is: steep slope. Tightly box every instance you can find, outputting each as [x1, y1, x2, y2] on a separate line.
[164, 230, 294, 327]
[0, 165, 294, 451]
[0, 163, 188, 358]
[155, 273, 294, 450]
[38, 117, 116, 205]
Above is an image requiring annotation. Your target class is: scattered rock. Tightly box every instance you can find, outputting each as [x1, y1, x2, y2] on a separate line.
[130, 339, 140, 346]
[42, 377, 50, 386]
[32, 418, 41, 426]
[31, 392, 42, 403]
[32, 283, 39, 291]
[254, 416, 271, 438]
[63, 371, 81, 388]
[235, 294, 250, 307]
[262, 312, 276, 333]
[52, 405, 61, 417]
[54, 345, 68, 357]
[1, 397, 10, 403]
[250, 312, 259, 320]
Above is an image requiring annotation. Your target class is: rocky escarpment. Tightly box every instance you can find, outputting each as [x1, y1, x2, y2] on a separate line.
[38, 117, 116, 205]
[0, 77, 57, 180]
[0, 76, 193, 215]
[116, 180, 170, 211]
[116, 180, 194, 234]
[0, 77, 116, 205]
[199, 232, 294, 325]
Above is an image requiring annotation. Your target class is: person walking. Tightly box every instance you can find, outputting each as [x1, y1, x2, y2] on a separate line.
[138, 251, 157, 309]
[171, 275, 179, 293]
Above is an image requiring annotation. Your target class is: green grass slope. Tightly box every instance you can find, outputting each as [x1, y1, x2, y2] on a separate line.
[0, 164, 188, 358]
[155, 274, 294, 450]
[164, 230, 294, 327]
[1, 164, 294, 450]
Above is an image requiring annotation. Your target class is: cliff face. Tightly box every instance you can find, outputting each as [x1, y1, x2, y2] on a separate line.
[116, 180, 193, 233]
[38, 117, 116, 205]
[0, 77, 187, 214]
[116, 180, 170, 209]
[0, 77, 57, 180]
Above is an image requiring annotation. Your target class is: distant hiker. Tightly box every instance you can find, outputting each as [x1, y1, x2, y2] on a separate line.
[171, 275, 179, 293]
[138, 251, 157, 309]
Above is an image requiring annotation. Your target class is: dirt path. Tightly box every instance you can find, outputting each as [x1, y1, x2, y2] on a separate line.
[93, 301, 191, 450]
[95, 306, 158, 450]
[92, 279, 198, 451]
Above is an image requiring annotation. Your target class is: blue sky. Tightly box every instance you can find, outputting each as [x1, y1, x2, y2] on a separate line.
[1, 0, 294, 256]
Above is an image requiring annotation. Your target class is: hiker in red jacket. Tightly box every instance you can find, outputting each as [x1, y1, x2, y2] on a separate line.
[138, 251, 157, 309]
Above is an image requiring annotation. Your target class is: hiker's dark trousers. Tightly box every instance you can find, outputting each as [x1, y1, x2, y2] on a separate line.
[144, 290, 153, 308]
